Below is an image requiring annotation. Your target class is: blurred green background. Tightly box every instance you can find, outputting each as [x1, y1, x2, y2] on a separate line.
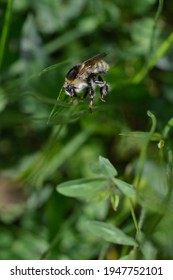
[0, 0, 173, 260]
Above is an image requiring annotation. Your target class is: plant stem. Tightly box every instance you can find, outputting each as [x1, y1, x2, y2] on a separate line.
[148, 0, 164, 58]
[0, 0, 13, 70]
[166, 149, 173, 200]
[134, 111, 157, 191]
[129, 199, 140, 233]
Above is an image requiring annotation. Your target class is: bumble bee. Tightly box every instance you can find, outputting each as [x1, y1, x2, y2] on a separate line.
[64, 52, 109, 109]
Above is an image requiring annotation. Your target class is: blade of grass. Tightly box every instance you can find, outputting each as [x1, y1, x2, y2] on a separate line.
[18, 124, 95, 188]
[47, 87, 64, 125]
[0, 0, 13, 70]
[3, 59, 69, 93]
[147, 0, 164, 59]
[132, 32, 173, 84]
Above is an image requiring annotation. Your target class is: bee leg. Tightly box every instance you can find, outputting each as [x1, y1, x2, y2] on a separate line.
[70, 95, 73, 103]
[70, 89, 77, 103]
[88, 86, 95, 112]
[95, 75, 104, 84]
[100, 83, 108, 102]
[96, 75, 108, 102]
[94, 75, 107, 102]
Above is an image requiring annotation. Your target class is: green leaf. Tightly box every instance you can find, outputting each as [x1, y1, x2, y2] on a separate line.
[119, 249, 137, 260]
[57, 177, 107, 199]
[98, 156, 118, 177]
[87, 221, 137, 246]
[113, 178, 136, 198]
[120, 131, 161, 141]
[168, 118, 173, 126]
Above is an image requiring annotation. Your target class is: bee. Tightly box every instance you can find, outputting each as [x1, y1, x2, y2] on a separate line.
[64, 52, 109, 109]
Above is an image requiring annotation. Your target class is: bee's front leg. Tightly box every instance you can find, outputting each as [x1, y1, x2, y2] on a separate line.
[70, 88, 77, 103]
[70, 96, 73, 103]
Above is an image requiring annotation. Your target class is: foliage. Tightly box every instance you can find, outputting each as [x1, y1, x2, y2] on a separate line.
[0, 0, 173, 260]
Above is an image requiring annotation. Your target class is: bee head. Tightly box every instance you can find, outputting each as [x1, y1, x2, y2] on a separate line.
[64, 84, 75, 96]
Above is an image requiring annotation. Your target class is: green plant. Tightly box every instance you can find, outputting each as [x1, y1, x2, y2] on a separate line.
[54, 111, 173, 260]
[1, 0, 173, 261]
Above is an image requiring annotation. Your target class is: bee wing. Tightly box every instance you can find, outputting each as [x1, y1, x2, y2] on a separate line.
[83, 52, 107, 66]
[78, 52, 107, 76]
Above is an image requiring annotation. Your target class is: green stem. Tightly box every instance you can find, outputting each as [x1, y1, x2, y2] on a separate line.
[166, 149, 173, 200]
[47, 87, 63, 125]
[134, 111, 157, 191]
[0, 0, 13, 70]
[138, 207, 146, 231]
[129, 199, 140, 233]
[132, 32, 173, 84]
[163, 118, 173, 139]
[148, 0, 164, 58]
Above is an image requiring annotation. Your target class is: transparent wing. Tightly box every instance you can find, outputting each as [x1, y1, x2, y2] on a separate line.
[83, 52, 107, 66]
[78, 52, 107, 76]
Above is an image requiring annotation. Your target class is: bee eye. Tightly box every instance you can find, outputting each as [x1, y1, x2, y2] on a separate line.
[66, 85, 73, 92]
[65, 85, 74, 95]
